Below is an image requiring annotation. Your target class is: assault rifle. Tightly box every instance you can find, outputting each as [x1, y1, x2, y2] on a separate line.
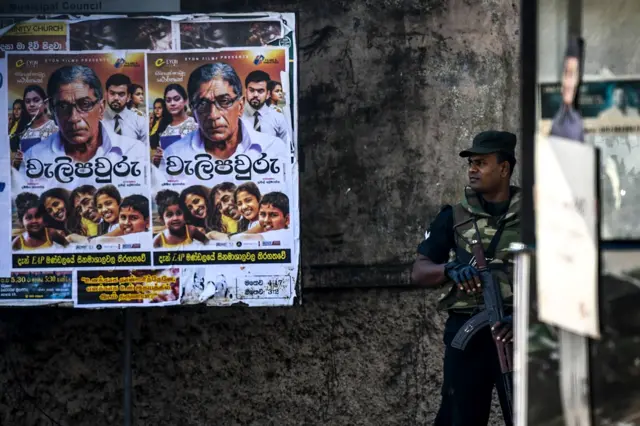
[450, 217, 513, 425]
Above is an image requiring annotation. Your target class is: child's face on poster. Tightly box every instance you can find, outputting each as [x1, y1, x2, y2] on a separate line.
[258, 203, 289, 231]
[119, 206, 148, 234]
[23, 207, 44, 234]
[561, 56, 580, 106]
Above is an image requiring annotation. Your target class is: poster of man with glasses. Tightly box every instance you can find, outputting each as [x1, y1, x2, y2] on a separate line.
[147, 49, 290, 170]
[6, 52, 151, 259]
[146, 49, 294, 255]
[0, 13, 299, 308]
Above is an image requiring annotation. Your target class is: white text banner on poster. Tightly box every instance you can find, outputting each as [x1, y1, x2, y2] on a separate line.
[535, 135, 600, 338]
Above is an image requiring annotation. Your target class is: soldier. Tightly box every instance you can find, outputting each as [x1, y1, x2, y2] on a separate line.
[411, 130, 520, 426]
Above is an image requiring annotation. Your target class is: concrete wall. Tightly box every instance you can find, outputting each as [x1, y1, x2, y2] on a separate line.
[0, 1, 519, 424]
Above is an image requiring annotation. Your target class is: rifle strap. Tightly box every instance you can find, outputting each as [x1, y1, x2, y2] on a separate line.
[484, 219, 507, 260]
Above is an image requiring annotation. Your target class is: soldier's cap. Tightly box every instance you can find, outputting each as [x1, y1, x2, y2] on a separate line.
[459, 130, 517, 158]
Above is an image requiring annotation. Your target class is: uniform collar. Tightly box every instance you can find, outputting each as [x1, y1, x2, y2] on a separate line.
[460, 185, 521, 221]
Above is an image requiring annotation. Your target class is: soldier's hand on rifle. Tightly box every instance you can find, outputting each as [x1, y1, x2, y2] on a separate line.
[444, 260, 482, 294]
[492, 315, 513, 343]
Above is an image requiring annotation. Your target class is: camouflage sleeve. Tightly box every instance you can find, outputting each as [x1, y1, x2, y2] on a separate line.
[416, 205, 454, 263]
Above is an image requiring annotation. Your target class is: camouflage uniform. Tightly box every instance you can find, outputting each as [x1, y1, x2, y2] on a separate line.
[437, 185, 520, 314]
[432, 185, 521, 426]
[416, 130, 521, 426]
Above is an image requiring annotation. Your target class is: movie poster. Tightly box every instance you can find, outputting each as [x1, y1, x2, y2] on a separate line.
[146, 48, 295, 306]
[0, 13, 299, 308]
[179, 19, 296, 156]
[7, 51, 152, 269]
[539, 78, 640, 240]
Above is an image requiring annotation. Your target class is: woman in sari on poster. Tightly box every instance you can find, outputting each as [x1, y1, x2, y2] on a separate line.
[11, 85, 58, 169]
[152, 85, 197, 167]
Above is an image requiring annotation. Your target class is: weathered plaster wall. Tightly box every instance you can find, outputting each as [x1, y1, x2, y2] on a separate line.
[296, 0, 520, 275]
[0, 1, 519, 424]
